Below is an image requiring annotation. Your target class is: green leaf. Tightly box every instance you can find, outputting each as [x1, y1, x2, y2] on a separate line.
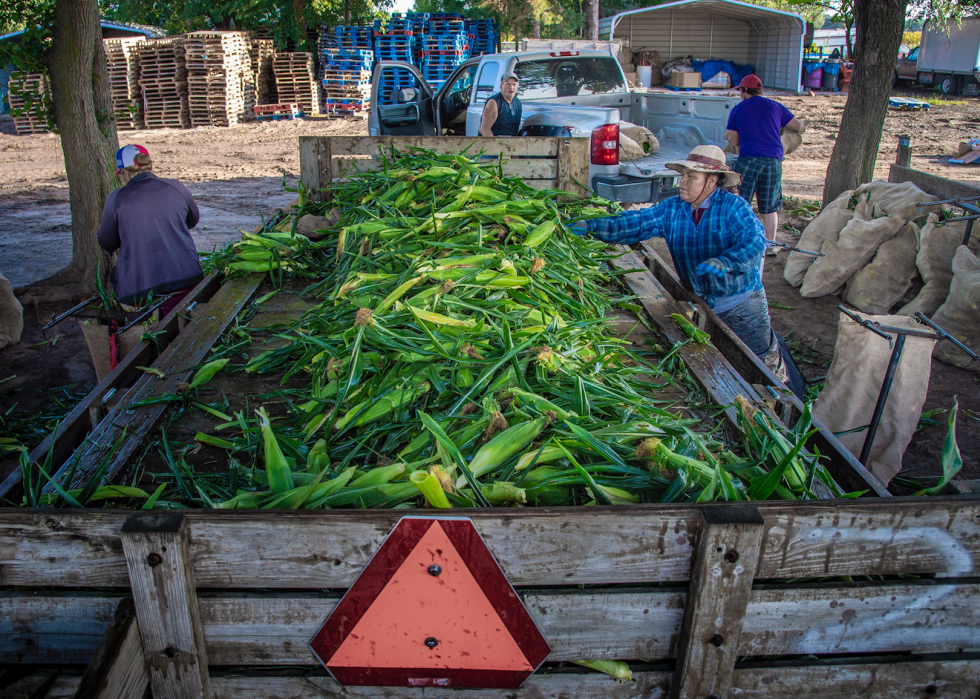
[916, 399, 962, 496]
[418, 411, 490, 507]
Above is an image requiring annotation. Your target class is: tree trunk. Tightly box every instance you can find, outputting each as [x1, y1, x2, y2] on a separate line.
[822, 0, 906, 205]
[844, 19, 854, 59]
[584, 0, 599, 41]
[21, 0, 119, 305]
[533, 18, 541, 39]
[292, 0, 307, 51]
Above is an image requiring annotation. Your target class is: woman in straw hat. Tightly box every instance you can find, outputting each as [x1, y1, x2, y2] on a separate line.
[576, 145, 780, 368]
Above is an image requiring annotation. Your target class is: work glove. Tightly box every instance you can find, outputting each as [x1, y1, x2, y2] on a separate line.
[695, 259, 727, 278]
[568, 220, 589, 236]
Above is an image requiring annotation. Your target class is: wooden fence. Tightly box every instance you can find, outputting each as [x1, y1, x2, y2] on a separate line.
[2, 499, 979, 698]
[298, 136, 591, 199]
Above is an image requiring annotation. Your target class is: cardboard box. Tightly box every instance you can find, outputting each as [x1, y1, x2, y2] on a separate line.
[669, 71, 702, 89]
[623, 72, 638, 87]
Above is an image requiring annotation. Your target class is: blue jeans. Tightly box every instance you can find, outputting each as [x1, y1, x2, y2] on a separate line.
[715, 288, 772, 357]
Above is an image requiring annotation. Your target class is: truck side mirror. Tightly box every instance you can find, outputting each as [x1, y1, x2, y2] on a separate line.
[393, 88, 418, 104]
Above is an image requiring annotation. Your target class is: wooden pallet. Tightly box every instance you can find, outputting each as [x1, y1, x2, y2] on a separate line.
[104, 38, 144, 130]
[273, 52, 319, 115]
[139, 37, 190, 129]
[183, 31, 255, 127]
[8, 72, 50, 135]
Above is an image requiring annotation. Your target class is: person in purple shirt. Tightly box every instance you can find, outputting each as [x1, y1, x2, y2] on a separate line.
[98, 145, 204, 317]
[725, 75, 806, 257]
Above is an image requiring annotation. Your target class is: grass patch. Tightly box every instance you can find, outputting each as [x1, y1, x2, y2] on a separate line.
[922, 96, 969, 107]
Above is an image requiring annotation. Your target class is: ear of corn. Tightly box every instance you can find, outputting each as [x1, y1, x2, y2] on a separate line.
[256, 408, 294, 494]
[188, 359, 229, 389]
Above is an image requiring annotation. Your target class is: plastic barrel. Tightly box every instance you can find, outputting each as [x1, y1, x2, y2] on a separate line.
[803, 66, 823, 88]
[637, 65, 652, 88]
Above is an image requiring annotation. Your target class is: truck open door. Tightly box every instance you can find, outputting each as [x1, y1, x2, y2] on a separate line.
[369, 61, 436, 136]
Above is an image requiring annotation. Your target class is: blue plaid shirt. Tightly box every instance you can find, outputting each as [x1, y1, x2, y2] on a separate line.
[585, 188, 765, 307]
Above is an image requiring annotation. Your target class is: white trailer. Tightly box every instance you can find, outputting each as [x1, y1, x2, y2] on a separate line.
[917, 17, 980, 96]
[599, 0, 806, 93]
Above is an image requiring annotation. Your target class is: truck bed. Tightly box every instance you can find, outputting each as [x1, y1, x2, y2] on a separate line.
[618, 140, 692, 179]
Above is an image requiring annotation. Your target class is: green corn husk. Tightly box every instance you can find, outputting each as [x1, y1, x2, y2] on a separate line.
[524, 220, 556, 248]
[410, 470, 452, 509]
[457, 413, 553, 487]
[573, 660, 634, 681]
[307, 439, 331, 472]
[256, 407, 294, 494]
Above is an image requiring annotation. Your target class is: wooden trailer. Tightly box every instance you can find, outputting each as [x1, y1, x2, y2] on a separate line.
[1, 138, 978, 699]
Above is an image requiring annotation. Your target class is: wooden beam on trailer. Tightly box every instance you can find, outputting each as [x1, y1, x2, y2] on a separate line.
[889, 163, 980, 200]
[120, 514, 212, 699]
[41, 275, 262, 493]
[0, 273, 222, 501]
[633, 242, 889, 498]
[670, 504, 765, 699]
[72, 598, 148, 699]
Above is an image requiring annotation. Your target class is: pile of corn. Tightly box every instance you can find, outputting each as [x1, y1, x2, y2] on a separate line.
[146, 147, 856, 511]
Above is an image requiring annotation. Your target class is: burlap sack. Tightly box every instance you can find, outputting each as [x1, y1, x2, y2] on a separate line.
[931, 245, 980, 370]
[80, 321, 147, 383]
[898, 215, 979, 316]
[859, 180, 938, 222]
[844, 221, 920, 314]
[784, 190, 856, 287]
[619, 122, 659, 159]
[813, 313, 935, 486]
[725, 130, 801, 156]
[800, 197, 906, 298]
[0, 272, 23, 350]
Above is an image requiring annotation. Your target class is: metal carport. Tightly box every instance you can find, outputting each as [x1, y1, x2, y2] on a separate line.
[599, 0, 806, 93]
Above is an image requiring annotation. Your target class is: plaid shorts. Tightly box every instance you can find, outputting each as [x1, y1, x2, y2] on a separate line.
[734, 156, 783, 214]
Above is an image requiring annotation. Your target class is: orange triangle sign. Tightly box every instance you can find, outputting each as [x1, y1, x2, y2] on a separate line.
[309, 517, 550, 688]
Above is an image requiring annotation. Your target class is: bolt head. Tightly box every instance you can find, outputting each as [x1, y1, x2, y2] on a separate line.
[427, 564, 442, 576]
[146, 552, 163, 568]
[724, 550, 740, 564]
[708, 633, 724, 647]
[424, 637, 439, 649]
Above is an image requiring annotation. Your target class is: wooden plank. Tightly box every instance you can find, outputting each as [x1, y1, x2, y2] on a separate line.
[120, 514, 212, 699]
[4, 661, 979, 699]
[566, 137, 590, 195]
[670, 505, 764, 699]
[298, 137, 320, 195]
[5, 583, 980, 667]
[0, 273, 222, 500]
[889, 163, 980, 200]
[47, 275, 263, 492]
[556, 138, 572, 192]
[636, 242, 890, 498]
[72, 598, 148, 699]
[3, 500, 980, 589]
[324, 135, 561, 158]
[610, 248, 760, 427]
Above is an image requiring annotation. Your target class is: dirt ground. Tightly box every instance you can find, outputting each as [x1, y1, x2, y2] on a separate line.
[0, 86, 977, 489]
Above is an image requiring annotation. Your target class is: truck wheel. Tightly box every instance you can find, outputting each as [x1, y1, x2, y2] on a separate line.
[939, 75, 958, 95]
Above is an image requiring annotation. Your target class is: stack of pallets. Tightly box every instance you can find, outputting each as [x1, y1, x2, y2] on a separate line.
[8, 72, 50, 135]
[273, 52, 319, 116]
[404, 13, 431, 66]
[320, 46, 374, 115]
[465, 17, 497, 56]
[422, 16, 469, 90]
[250, 36, 276, 105]
[139, 37, 189, 129]
[336, 25, 374, 53]
[104, 38, 144, 130]
[184, 31, 255, 127]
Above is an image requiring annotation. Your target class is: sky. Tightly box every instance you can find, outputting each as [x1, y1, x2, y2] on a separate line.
[391, 0, 415, 13]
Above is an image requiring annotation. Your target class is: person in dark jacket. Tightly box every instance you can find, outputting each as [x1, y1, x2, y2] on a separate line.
[479, 71, 522, 137]
[98, 145, 204, 316]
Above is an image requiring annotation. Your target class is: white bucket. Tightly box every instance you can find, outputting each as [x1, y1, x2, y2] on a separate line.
[637, 66, 652, 88]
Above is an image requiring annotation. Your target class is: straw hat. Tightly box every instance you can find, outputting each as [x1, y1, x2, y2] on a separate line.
[665, 145, 741, 187]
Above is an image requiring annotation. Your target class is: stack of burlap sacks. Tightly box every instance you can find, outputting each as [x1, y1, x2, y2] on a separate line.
[784, 180, 980, 370]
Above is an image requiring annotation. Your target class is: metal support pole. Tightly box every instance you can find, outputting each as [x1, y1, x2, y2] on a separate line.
[858, 334, 906, 465]
[964, 218, 975, 248]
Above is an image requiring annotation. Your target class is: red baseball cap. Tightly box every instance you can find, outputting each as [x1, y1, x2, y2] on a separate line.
[737, 74, 763, 89]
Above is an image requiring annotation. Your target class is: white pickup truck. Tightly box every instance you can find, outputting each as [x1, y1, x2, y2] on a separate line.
[368, 50, 739, 203]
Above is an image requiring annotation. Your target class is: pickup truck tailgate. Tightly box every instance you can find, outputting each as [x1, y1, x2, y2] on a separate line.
[618, 141, 692, 178]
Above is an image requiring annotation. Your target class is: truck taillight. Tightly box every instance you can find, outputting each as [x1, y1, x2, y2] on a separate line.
[591, 124, 619, 165]
[549, 51, 580, 57]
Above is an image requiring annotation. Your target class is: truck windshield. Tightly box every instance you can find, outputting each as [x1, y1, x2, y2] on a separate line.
[514, 57, 626, 99]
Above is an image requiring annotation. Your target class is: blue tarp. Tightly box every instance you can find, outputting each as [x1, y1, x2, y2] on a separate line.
[691, 59, 754, 86]
[802, 61, 840, 75]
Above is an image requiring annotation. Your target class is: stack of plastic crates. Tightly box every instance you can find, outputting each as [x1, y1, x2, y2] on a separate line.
[321, 39, 374, 115]
[422, 15, 469, 91]
[405, 13, 431, 68]
[465, 18, 497, 56]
